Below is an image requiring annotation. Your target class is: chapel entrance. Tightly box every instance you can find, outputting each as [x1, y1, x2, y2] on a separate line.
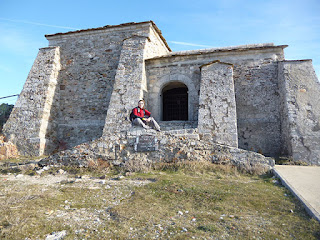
[162, 82, 188, 121]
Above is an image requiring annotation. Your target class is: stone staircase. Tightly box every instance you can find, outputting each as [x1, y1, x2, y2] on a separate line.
[160, 121, 199, 139]
[158, 121, 197, 131]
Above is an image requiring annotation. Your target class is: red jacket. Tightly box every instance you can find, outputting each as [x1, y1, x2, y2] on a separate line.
[133, 107, 151, 119]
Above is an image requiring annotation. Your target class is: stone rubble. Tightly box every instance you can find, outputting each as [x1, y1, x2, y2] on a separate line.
[0, 135, 18, 161]
[38, 126, 274, 173]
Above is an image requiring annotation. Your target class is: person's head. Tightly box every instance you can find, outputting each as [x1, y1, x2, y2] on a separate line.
[138, 100, 145, 109]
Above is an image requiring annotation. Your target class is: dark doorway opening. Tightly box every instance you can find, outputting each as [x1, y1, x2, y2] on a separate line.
[162, 82, 188, 121]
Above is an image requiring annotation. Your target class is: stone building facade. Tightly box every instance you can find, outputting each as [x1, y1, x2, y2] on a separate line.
[3, 21, 320, 165]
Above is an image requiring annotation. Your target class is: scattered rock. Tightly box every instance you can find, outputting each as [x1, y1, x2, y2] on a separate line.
[36, 169, 44, 175]
[181, 227, 188, 232]
[45, 230, 67, 240]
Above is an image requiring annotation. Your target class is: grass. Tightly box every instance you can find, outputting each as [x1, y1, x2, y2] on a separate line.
[0, 162, 319, 239]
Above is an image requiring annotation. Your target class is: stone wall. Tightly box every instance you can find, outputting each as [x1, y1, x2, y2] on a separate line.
[233, 58, 282, 157]
[146, 45, 285, 156]
[3, 47, 60, 156]
[145, 61, 200, 122]
[198, 61, 238, 147]
[102, 35, 149, 144]
[46, 25, 153, 150]
[101, 24, 170, 155]
[278, 60, 320, 165]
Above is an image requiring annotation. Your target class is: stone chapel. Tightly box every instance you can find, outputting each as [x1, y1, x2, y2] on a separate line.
[3, 21, 320, 166]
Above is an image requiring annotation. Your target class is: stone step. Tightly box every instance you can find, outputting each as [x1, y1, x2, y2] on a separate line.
[162, 127, 199, 140]
[162, 128, 198, 135]
[170, 133, 200, 140]
[159, 121, 198, 131]
[127, 126, 199, 140]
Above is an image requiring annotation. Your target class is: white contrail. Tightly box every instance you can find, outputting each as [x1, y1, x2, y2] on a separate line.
[168, 41, 214, 48]
[0, 18, 78, 30]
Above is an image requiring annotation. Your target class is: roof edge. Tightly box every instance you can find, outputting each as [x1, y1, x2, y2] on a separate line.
[149, 21, 171, 52]
[45, 21, 152, 38]
[146, 44, 288, 61]
[45, 20, 171, 52]
[280, 59, 312, 62]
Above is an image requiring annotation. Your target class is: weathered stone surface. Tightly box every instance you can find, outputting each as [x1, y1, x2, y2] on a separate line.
[279, 60, 320, 165]
[0, 136, 18, 160]
[199, 61, 238, 147]
[3, 47, 60, 156]
[145, 45, 285, 157]
[38, 128, 274, 173]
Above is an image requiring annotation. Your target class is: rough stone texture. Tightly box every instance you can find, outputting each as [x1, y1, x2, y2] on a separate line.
[3, 47, 60, 156]
[101, 25, 169, 150]
[233, 58, 282, 157]
[146, 62, 200, 122]
[278, 60, 320, 165]
[102, 36, 149, 142]
[39, 128, 274, 173]
[48, 24, 152, 150]
[146, 46, 285, 156]
[0, 136, 18, 160]
[198, 61, 238, 147]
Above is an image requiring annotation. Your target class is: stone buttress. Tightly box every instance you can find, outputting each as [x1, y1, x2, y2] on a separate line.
[3, 47, 60, 156]
[101, 28, 169, 157]
[279, 60, 320, 164]
[198, 60, 238, 147]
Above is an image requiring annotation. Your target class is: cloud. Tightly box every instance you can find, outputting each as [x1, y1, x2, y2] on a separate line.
[168, 41, 214, 48]
[0, 18, 78, 30]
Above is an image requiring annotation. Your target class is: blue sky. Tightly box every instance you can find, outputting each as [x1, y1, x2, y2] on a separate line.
[0, 0, 319, 105]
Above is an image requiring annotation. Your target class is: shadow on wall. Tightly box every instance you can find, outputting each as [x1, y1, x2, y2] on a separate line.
[234, 62, 281, 158]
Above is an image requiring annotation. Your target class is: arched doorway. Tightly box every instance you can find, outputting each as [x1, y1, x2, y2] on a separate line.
[162, 82, 188, 121]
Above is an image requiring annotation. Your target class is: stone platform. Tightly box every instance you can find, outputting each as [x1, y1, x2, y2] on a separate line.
[38, 126, 275, 174]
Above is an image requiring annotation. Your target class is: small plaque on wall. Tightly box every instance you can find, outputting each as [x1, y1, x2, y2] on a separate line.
[134, 134, 158, 152]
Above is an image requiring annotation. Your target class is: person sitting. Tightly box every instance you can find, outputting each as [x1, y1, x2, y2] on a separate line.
[130, 100, 161, 131]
